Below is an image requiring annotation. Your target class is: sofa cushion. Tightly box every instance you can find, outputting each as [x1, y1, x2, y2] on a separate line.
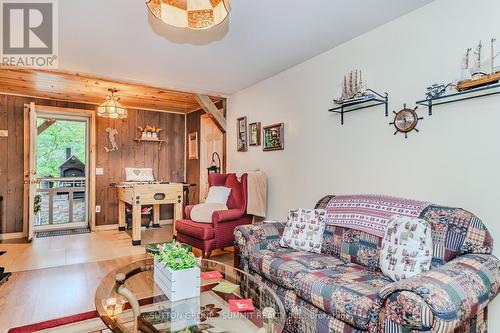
[256, 274, 364, 333]
[280, 208, 327, 253]
[293, 263, 392, 331]
[380, 215, 432, 281]
[249, 248, 345, 289]
[175, 219, 215, 240]
[316, 195, 495, 269]
[321, 224, 382, 271]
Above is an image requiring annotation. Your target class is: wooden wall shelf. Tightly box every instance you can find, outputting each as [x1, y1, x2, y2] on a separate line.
[134, 138, 165, 149]
[328, 89, 388, 125]
[416, 83, 500, 116]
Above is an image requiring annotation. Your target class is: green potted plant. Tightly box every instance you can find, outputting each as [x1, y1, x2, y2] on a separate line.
[153, 240, 200, 302]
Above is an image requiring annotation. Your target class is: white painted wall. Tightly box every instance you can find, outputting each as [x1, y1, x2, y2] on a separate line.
[228, 0, 500, 327]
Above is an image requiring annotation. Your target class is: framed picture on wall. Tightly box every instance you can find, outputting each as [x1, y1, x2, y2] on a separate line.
[249, 122, 261, 146]
[188, 132, 198, 159]
[237, 116, 248, 152]
[263, 123, 284, 151]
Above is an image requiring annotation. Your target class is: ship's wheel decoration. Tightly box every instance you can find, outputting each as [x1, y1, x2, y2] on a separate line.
[390, 104, 423, 138]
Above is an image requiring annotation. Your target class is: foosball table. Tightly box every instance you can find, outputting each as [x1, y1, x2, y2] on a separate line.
[112, 168, 184, 245]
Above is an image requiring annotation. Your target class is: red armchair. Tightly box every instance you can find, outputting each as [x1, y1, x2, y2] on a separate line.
[175, 173, 253, 258]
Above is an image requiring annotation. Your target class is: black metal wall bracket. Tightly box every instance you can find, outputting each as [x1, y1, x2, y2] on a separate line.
[328, 89, 389, 125]
[416, 83, 500, 116]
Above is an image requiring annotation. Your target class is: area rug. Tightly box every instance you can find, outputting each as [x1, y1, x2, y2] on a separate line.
[7, 310, 106, 333]
[6, 298, 158, 333]
[7, 297, 165, 332]
[35, 227, 91, 238]
[8, 292, 259, 333]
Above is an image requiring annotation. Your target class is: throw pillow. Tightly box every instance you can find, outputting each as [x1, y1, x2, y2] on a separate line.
[381, 215, 433, 281]
[191, 203, 228, 223]
[205, 186, 231, 204]
[279, 209, 326, 254]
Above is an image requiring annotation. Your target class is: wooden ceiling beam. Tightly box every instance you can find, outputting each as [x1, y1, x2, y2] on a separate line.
[194, 94, 227, 133]
[0, 66, 222, 114]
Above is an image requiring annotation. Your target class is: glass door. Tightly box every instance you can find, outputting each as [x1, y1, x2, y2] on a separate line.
[34, 113, 89, 231]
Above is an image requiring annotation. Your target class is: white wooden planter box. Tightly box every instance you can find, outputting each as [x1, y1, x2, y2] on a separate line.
[154, 258, 200, 302]
[168, 296, 200, 331]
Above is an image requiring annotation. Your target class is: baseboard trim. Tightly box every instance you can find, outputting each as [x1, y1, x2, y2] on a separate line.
[0, 232, 25, 240]
[94, 220, 172, 231]
[94, 224, 119, 231]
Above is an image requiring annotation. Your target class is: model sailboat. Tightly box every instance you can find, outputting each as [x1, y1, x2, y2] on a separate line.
[457, 38, 500, 91]
[333, 70, 374, 104]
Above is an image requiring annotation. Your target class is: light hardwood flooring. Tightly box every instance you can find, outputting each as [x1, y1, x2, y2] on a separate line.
[1, 225, 172, 272]
[0, 226, 233, 331]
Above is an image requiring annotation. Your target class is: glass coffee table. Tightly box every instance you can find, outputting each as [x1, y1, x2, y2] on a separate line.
[95, 258, 286, 333]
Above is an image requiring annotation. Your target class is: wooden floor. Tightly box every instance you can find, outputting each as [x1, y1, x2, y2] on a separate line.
[0, 226, 233, 331]
[1, 225, 174, 272]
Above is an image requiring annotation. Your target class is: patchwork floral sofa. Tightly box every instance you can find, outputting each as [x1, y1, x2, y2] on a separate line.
[234, 195, 500, 333]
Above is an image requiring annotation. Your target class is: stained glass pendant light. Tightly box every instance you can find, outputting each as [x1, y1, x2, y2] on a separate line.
[97, 89, 127, 119]
[146, 0, 230, 30]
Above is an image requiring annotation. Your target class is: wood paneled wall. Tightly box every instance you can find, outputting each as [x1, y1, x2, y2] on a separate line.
[0, 94, 185, 234]
[0, 95, 26, 233]
[185, 110, 203, 205]
[96, 106, 185, 226]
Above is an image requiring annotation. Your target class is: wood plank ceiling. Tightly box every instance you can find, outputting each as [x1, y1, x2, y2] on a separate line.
[0, 66, 222, 114]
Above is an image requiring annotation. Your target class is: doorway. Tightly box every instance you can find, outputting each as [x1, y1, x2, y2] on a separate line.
[24, 104, 96, 239]
[199, 115, 224, 202]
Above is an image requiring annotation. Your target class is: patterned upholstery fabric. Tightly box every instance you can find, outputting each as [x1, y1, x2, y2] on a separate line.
[319, 197, 494, 271]
[249, 248, 346, 289]
[280, 209, 327, 253]
[293, 264, 392, 330]
[321, 224, 382, 271]
[235, 195, 500, 333]
[378, 300, 488, 333]
[380, 216, 432, 281]
[453, 308, 488, 333]
[377, 291, 434, 331]
[419, 205, 494, 267]
[259, 272, 489, 333]
[373, 254, 500, 333]
[321, 195, 430, 238]
[315, 194, 335, 210]
[257, 274, 365, 333]
[234, 222, 285, 271]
